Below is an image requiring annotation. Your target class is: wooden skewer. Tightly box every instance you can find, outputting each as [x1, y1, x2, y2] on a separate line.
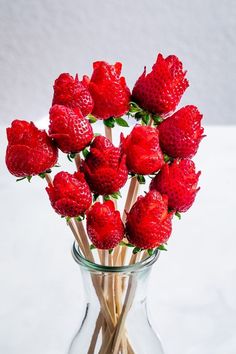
[104, 125, 112, 142]
[74, 219, 94, 262]
[75, 153, 81, 170]
[67, 219, 86, 256]
[100, 274, 137, 354]
[108, 253, 116, 321]
[113, 176, 139, 266]
[122, 176, 138, 223]
[45, 173, 52, 185]
[87, 311, 103, 354]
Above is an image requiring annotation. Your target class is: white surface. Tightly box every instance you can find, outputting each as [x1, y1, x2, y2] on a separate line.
[0, 123, 236, 354]
[0, 0, 236, 125]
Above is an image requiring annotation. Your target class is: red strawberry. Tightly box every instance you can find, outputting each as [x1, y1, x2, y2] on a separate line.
[86, 200, 124, 249]
[126, 190, 173, 249]
[52, 73, 94, 117]
[49, 105, 93, 154]
[81, 136, 128, 195]
[120, 125, 164, 175]
[6, 120, 58, 177]
[158, 105, 204, 158]
[150, 159, 200, 212]
[46, 171, 92, 217]
[87, 61, 131, 119]
[132, 53, 189, 116]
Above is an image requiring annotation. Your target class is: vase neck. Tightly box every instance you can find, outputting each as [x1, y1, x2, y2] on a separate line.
[72, 243, 160, 304]
[72, 242, 160, 275]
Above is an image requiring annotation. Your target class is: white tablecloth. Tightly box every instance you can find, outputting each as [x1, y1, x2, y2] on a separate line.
[0, 124, 235, 354]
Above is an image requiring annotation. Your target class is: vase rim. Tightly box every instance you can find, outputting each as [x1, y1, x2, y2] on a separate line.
[72, 242, 160, 273]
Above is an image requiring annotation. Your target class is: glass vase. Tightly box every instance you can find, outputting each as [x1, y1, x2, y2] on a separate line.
[68, 243, 164, 354]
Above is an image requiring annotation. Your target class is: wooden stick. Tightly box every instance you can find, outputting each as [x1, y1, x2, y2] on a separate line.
[101, 252, 140, 354]
[112, 176, 139, 266]
[101, 276, 137, 354]
[45, 173, 52, 185]
[119, 180, 140, 265]
[75, 153, 81, 170]
[140, 250, 149, 262]
[97, 249, 104, 264]
[67, 219, 86, 257]
[104, 125, 112, 142]
[121, 336, 128, 354]
[103, 250, 109, 298]
[108, 253, 116, 321]
[129, 252, 140, 265]
[110, 252, 153, 353]
[74, 219, 94, 262]
[87, 311, 103, 354]
[122, 176, 138, 222]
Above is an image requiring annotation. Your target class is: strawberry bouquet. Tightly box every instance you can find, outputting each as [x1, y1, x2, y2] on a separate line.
[5, 54, 204, 354]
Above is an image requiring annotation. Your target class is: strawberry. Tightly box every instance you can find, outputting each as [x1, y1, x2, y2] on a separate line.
[49, 105, 93, 154]
[150, 159, 200, 212]
[86, 200, 124, 249]
[120, 125, 164, 175]
[87, 61, 131, 119]
[158, 105, 204, 158]
[81, 135, 128, 195]
[46, 171, 92, 217]
[5, 120, 58, 177]
[132, 53, 189, 116]
[126, 190, 173, 249]
[52, 73, 94, 117]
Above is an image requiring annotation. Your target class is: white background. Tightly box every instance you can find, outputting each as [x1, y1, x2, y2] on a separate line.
[0, 0, 236, 125]
[1, 1, 236, 353]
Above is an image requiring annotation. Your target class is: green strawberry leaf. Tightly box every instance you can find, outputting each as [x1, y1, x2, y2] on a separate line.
[142, 114, 150, 125]
[163, 153, 171, 163]
[67, 153, 76, 162]
[129, 101, 142, 113]
[116, 117, 129, 127]
[76, 214, 85, 222]
[133, 246, 142, 254]
[110, 191, 122, 199]
[152, 115, 164, 125]
[134, 112, 143, 120]
[82, 148, 90, 158]
[90, 244, 97, 250]
[103, 117, 115, 128]
[119, 241, 134, 247]
[147, 249, 154, 256]
[137, 174, 146, 184]
[93, 194, 99, 202]
[38, 173, 46, 179]
[157, 244, 168, 251]
[104, 195, 111, 201]
[27, 176, 33, 182]
[88, 115, 97, 123]
[16, 177, 27, 182]
[109, 249, 114, 254]
[175, 211, 181, 220]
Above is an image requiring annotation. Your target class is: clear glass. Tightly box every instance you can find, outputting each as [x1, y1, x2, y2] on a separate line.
[68, 243, 164, 354]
